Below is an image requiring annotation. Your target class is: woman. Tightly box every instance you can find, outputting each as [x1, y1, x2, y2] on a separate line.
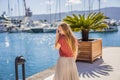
[54, 22, 79, 80]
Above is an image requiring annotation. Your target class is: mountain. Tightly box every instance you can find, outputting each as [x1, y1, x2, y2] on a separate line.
[13, 7, 120, 23]
[100, 7, 120, 20]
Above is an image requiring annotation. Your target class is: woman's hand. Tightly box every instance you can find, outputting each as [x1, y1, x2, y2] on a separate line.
[56, 28, 59, 37]
[55, 27, 60, 49]
[56, 27, 60, 41]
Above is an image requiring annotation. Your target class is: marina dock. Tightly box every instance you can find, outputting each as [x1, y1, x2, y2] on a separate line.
[26, 47, 120, 80]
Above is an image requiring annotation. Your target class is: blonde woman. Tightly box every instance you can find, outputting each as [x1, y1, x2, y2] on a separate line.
[54, 23, 79, 80]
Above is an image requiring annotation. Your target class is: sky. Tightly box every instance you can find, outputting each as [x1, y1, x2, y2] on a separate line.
[0, 0, 120, 16]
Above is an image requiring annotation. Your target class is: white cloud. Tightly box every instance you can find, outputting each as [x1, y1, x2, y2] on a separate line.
[103, 0, 107, 3]
[65, 0, 82, 6]
[45, 0, 54, 5]
[101, 0, 107, 3]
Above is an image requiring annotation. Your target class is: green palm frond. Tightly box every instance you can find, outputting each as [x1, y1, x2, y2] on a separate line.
[63, 12, 108, 32]
[72, 14, 79, 21]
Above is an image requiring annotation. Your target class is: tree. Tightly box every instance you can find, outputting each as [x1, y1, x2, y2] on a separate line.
[63, 12, 108, 41]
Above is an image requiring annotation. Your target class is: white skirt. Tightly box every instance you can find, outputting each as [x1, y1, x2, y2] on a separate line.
[53, 57, 80, 80]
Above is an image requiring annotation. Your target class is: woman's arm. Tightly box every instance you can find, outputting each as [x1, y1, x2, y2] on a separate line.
[74, 39, 78, 60]
[74, 45, 78, 60]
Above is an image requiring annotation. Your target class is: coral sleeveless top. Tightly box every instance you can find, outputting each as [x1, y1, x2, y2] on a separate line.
[58, 35, 78, 57]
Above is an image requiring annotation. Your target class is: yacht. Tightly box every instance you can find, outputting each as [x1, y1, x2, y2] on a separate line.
[90, 26, 118, 33]
[21, 21, 50, 33]
[0, 24, 7, 32]
[42, 21, 60, 33]
[43, 26, 57, 33]
[90, 19, 118, 33]
[0, 12, 9, 32]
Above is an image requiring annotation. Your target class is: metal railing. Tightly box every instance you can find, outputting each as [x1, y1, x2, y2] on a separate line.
[15, 56, 26, 80]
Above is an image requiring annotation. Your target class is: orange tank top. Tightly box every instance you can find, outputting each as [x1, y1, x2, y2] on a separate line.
[58, 35, 78, 57]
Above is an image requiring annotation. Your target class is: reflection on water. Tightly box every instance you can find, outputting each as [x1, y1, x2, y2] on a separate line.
[5, 36, 10, 47]
[0, 27, 120, 79]
[6, 59, 9, 64]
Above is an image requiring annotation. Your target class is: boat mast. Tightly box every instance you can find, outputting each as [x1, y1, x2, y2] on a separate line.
[22, 0, 32, 25]
[17, 0, 20, 18]
[23, 0, 27, 16]
[54, 0, 61, 21]
[98, 0, 101, 12]
[67, 0, 72, 15]
[84, 0, 86, 15]
[49, 0, 51, 24]
[70, 1, 72, 14]
[23, 0, 32, 17]
[67, 0, 70, 13]
[8, 0, 11, 17]
[54, 0, 58, 21]
[91, 0, 94, 12]
[89, 0, 91, 13]
[59, 0, 61, 20]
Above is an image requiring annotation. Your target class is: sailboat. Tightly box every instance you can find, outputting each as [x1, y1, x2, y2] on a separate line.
[0, 12, 9, 32]
[41, 0, 61, 33]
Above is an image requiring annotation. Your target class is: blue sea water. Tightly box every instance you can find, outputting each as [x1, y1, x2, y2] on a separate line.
[0, 26, 120, 80]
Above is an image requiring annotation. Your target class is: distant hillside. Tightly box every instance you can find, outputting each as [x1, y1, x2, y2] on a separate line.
[100, 7, 120, 20]
[13, 7, 120, 23]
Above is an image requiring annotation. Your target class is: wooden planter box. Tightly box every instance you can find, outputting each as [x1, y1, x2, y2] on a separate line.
[76, 39, 102, 63]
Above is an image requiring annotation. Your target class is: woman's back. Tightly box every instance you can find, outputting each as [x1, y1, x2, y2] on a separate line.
[58, 35, 74, 57]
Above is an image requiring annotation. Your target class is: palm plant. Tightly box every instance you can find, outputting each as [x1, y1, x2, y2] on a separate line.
[63, 12, 108, 41]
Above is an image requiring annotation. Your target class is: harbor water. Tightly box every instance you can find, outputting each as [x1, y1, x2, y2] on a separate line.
[0, 26, 120, 80]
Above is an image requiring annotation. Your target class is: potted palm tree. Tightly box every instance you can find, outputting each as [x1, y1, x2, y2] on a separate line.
[63, 12, 108, 63]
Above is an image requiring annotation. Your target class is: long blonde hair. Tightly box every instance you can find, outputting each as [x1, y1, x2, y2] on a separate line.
[59, 23, 77, 55]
